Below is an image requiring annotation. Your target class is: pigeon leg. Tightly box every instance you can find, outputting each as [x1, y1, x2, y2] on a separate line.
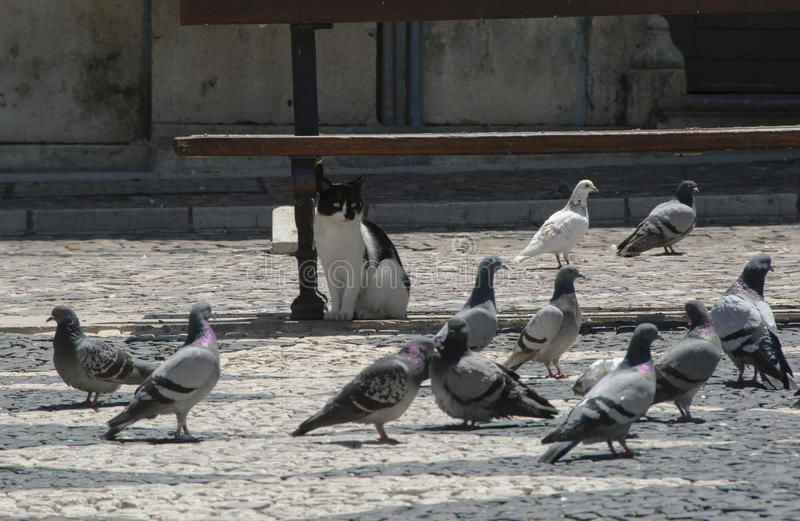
[663, 246, 684, 256]
[86, 392, 100, 407]
[375, 425, 399, 444]
[555, 254, 563, 268]
[563, 253, 571, 265]
[607, 441, 618, 457]
[553, 364, 571, 379]
[617, 439, 640, 458]
[545, 366, 557, 378]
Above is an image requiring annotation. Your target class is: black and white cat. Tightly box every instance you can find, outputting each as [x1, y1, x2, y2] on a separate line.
[314, 175, 410, 320]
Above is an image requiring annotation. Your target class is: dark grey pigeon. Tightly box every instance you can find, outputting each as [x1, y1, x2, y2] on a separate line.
[48, 305, 157, 407]
[652, 300, 722, 422]
[430, 317, 557, 429]
[617, 180, 698, 257]
[539, 323, 658, 464]
[292, 336, 435, 443]
[103, 302, 220, 440]
[505, 265, 584, 377]
[435, 256, 508, 351]
[710, 254, 795, 390]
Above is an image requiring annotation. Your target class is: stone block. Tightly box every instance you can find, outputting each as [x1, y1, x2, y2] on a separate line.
[270, 206, 297, 254]
[193, 206, 272, 233]
[0, 209, 27, 235]
[33, 208, 189, 234]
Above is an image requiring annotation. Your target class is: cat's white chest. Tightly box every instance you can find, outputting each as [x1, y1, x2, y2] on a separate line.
[313, 213, 365, 268]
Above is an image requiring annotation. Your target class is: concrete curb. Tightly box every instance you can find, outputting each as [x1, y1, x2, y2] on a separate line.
[2, 193, 796, 237]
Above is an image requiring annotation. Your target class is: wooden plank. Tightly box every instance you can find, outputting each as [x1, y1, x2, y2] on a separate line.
[174, 126, 800, 157]
[180, 0, 800, 25]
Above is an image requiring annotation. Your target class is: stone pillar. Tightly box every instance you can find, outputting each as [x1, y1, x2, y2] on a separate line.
[626, 16, 686, 128]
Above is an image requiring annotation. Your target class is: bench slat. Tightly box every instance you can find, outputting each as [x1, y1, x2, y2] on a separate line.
[175, 126, 800, 157]
[180, 0, 800, 25]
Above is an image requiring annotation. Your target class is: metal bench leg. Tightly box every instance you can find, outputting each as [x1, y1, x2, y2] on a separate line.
[290, 158, 325, 320]
[289, 23, 327, 320]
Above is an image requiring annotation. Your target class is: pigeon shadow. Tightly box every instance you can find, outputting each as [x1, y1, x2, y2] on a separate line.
[724, 380, 767, 390]
[307, 439, 404, 449]
[104, 435, 204, 445]
[420, 422, 540, 433]
[30, 400, 129, 412]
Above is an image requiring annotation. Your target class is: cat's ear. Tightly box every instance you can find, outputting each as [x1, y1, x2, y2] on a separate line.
[318, 176, 333, 193]
[349, 175, 367, 189]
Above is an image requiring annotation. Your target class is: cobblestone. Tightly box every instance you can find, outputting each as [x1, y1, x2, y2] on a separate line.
[1, 225, 800, 520]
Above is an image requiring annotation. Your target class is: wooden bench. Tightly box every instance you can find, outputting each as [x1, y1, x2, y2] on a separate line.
[175, 1, 800, 320]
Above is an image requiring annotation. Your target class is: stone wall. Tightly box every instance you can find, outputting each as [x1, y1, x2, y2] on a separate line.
[0, 3, 684, 173]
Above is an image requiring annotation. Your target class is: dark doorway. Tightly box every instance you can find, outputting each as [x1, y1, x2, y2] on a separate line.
[666, 13, 800, 93]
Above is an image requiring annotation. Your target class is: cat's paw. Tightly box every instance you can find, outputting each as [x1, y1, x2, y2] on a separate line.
[325, 310, 354, 321]
[355, 310, 382, 320]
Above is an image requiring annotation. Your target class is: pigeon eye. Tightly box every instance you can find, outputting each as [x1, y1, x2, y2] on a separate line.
[332, 202, 341, 208]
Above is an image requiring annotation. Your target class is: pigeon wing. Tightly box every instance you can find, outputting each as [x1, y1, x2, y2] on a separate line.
[505, 305, 563, 370]
[76, 337, 154, 385]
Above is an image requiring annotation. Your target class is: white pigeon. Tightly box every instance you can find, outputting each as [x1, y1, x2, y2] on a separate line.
[103, 302, 220, 440]
[572, 357, 623, 396]
[539, 323, 659, 464]
[504, 265, 584, 377]
[514, 180, 598, 268]
[617, 180, 699, 257]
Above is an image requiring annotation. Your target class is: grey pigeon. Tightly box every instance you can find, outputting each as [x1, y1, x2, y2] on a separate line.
[539, 323, 658, 464]
[572, 357, 623, 396]
[505, 265, 584, 377]
[435, 255, 508, 351]
[430, 317, 557, 429]
[513, 180, 599, 268]
[48, 305, 157, 406]
[292, 336, 435, 443]
[103, 302, 220, 440]
[617, 180, 698, 257]
[652, 300, 722, 422]
[710, 254, 795, 390]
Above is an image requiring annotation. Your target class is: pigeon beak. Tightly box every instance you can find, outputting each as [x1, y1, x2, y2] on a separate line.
[693, 186, 700, 192]
[46, 316, 54, 323]
[500, 263, 510, 271]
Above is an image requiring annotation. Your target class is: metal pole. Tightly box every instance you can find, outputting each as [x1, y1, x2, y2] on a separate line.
[408, 21, 423, 127]
[289, 23, 326, 320]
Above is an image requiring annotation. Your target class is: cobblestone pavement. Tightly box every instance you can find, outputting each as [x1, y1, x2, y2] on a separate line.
[2, 225, 800, 520]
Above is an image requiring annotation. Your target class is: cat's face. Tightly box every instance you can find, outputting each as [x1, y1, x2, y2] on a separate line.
[317, 175, 365, 222]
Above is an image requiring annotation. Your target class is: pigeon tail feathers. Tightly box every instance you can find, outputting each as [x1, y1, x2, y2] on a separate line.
[539, 441, 579, 464]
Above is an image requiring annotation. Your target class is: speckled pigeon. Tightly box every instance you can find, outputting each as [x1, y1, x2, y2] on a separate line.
[435, 255, 508, 351]
[539, 323, 658, 464]
[710, 254, 795, 390]
[617, 180, 698, 257]
[504, 265, 584, 377]
[292, 336, 436, 443]
[103, 301, 220, 440]
[513, 180, 598, 268]
[48, 305, 157, 406]
[652, 300, 722, 422]
[430, 317, 557, 429]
